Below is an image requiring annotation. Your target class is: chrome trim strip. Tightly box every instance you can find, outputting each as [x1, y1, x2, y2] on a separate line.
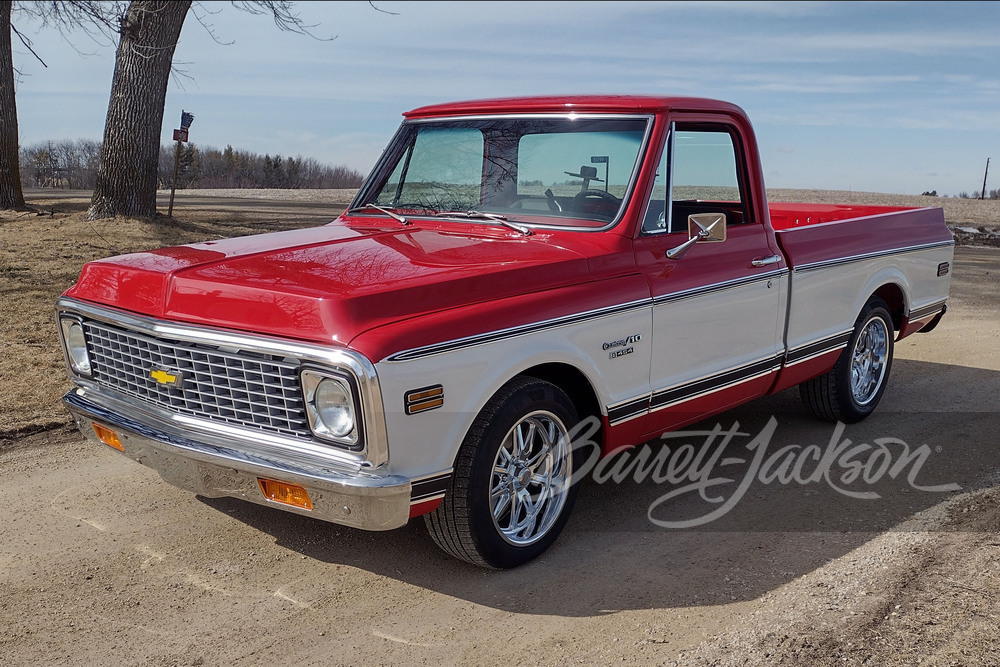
[385, 298, 651, 362]
[791, 241, 955, 274]
[353, 113, 655, 234]
[652, 269, 788, 306]
[56, 297, 390, 468]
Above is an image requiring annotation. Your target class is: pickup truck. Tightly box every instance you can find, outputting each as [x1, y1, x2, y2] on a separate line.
[57, 96, 953, 568]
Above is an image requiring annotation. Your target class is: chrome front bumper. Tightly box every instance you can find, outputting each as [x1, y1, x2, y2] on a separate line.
[64, 389, 413, 531]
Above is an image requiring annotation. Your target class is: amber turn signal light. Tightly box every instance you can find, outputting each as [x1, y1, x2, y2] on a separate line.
[257, 478, 313, 510]
[92, 423, 124, 452]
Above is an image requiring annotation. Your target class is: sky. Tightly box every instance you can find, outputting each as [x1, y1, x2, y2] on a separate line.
[10, 0, 1000, 196]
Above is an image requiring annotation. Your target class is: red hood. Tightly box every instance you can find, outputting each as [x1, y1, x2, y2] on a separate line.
[65, 218, 593, 346]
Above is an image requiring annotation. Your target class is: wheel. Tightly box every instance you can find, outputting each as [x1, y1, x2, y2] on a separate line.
[424, 377, 580, 568]
[799, 297, 894, 423]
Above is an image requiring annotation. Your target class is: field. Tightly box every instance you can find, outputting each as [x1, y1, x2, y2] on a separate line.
[1, 188, 998, 665]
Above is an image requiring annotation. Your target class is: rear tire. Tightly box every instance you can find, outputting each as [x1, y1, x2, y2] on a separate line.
[424, 377, 580, 569]
[800, 297, 894, 424]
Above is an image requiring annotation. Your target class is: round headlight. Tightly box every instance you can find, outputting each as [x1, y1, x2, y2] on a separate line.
[62, 320, 91, 375]
[313, 378, 355, 438]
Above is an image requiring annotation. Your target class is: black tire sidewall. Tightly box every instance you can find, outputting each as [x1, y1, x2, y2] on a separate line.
[835, 300, 894, 423]
[465, 379, 581, 569]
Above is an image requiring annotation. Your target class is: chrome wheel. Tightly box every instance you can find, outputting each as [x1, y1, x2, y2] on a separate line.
[850, 316, 889, 406]
[424, 377, 581, 568]
[489, 410, 572, 547]
[799, 297, 894, 424]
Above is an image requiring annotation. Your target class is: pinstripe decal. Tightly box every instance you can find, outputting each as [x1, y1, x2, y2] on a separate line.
[410, 472, 452, 504]
[607, 355, 783, 426]
[387, 270, 790, 363]
[385, 299, 650, 362]
[652, 269, 788, 306]
[784, 329, 853, 366]
[792, 241, 954, 273]
[908, 299, 948, 321]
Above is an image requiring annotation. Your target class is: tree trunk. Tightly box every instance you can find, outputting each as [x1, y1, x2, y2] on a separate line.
[0, 0, 26, 210]
[88, 0, 191, 220]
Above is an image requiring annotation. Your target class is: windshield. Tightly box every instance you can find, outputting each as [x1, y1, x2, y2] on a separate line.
[354, 116, 650, 228]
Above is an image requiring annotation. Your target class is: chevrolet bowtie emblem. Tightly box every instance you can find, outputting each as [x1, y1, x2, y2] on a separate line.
[150, 368, 182, 386]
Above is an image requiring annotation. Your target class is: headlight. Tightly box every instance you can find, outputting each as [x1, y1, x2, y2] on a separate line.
[60, 318, 92, 375]
[301, 369, 360, 446]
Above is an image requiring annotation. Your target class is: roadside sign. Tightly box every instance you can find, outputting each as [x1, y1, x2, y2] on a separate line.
[173, 129, 189, 143]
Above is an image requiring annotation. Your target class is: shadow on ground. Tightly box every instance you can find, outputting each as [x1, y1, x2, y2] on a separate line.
[199, 357, 998, 617]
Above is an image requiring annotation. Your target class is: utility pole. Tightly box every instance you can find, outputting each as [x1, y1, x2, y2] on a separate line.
[982, 157, 991, 200]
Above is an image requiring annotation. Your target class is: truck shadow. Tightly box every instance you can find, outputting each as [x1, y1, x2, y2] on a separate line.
[199, 357, 999, 617]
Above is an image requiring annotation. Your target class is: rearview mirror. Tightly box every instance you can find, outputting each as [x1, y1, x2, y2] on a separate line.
[666, 212, 728, 259]
[687, 213, 727, 243]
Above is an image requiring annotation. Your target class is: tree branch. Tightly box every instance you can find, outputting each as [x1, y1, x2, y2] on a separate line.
[10, 23, 47, 67]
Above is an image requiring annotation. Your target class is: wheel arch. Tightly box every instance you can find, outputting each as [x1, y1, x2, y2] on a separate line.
[517, 362, 604, 441]
[871, 282, 906, 330]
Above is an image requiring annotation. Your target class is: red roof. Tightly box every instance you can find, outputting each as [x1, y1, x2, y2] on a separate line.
[404, 95, 747, 118]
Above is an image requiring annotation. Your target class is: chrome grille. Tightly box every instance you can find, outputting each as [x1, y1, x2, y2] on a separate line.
[82, 320, 309, 438]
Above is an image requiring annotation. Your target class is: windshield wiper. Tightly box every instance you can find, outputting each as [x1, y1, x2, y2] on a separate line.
[347, 203, 410, 226]
[434, 210, 532, 236]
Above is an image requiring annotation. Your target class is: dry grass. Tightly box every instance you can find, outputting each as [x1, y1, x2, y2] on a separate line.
[0, 192, 340, 440]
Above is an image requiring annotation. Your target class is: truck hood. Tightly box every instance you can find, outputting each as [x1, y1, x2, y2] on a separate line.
[65, 220, 592, 346]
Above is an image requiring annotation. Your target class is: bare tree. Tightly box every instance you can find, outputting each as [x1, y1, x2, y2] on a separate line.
[2, 1, 121, 210]
[4, 1, 334, 217]
[1, 1, 25, 209]
[88, 0, 328, 220]
[87, 0, 192, 219]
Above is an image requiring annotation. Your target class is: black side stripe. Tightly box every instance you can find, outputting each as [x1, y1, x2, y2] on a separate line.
[410, 473, 451, 504]
[909, 300, 948, 321]
[650, 356, 782, 411]
[607, 397, 650, 425]
[785, 330, 853, 365]
[386, 299, 650, 362]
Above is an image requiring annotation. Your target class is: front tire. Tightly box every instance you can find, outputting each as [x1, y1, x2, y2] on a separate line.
[800, 297, 895, 424]
[424, 377, 580, 569]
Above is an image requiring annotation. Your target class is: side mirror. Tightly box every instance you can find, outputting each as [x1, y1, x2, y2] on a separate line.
[666, 212, 728, 259]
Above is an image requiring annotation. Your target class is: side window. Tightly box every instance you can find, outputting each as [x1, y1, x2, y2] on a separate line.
[672, 128, 748, 227]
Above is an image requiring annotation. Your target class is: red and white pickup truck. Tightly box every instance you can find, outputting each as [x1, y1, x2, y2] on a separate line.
[57, 96, 953, 568]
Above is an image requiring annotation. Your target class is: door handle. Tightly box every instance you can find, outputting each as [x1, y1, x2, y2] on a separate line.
[751, 255, 782, 267]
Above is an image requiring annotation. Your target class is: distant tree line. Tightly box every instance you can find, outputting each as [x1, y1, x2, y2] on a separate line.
[20, 140, 364, 190]
[955, 189, 1000, 200]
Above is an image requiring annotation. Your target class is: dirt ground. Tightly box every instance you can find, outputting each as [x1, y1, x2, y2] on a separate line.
[1, 189, 999, 666]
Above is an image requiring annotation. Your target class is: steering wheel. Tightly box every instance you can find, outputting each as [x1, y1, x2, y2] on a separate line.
[573, 189, 620, 207]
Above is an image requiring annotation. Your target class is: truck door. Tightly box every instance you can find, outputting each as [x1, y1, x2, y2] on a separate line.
[634, 121, 787, 438]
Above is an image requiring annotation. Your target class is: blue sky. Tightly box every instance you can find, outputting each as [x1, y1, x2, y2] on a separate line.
[11, 1, 1000, 196]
